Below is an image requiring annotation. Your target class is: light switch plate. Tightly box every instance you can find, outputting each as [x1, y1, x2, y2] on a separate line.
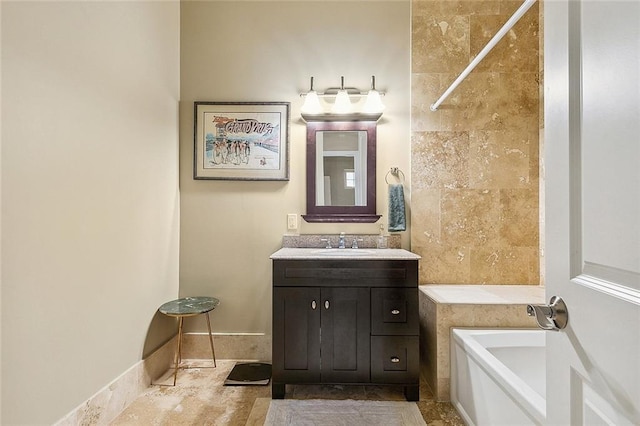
[287, 213, 297, 230]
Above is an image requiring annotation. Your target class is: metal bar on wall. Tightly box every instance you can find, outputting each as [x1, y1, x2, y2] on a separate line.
[430, 0, 538, 111]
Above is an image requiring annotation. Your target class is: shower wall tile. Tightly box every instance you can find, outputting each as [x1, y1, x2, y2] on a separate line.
[411, 0, 540, 285]
[470, 9, 539, 73]
[413, 0, 501, 17]
[412, 131, 470, 190]
[414, 243, 471, 284]
[441, 189, 501, 247]
[469, 246, 539, 284]
[498, 72, 540, 118]
[438, 72, 502, 131]
[410, 188, 441, 245]
[468, 129, 533, 189]
[500, 188, 539, 246]
[412, 74, 442, 131]
[412, 15, 470, 74]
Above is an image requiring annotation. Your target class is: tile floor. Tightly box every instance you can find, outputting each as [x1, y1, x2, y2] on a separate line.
[110, 359, 464, 425]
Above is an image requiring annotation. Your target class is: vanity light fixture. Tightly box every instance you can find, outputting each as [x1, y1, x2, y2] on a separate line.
[300, 76, 385, 122]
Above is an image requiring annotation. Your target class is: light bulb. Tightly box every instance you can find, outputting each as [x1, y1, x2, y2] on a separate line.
[301, 90, 323, 114]
[332, 90, 352, 114]
[363, 89, 385, 113]
[331, 76, 352, 114]
[363, 75, 385, 113]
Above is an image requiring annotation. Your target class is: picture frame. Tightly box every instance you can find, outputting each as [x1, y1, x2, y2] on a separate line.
[193, 101, 290, 180]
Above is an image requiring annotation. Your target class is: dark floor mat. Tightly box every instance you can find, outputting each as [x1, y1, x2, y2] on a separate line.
[224, 362, 271, 386]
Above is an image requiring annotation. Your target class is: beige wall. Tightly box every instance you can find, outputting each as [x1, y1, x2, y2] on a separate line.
[179, 1, 411, 334]
[1, 2, 180, 424]
[410, 0, 541, 284]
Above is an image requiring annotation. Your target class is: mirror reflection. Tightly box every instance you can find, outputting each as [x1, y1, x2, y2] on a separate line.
[316, 130, 367, 207]
[303, 120, 380, 223]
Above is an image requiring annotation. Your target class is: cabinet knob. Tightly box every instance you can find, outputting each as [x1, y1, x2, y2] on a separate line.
[324, 300, 330, 310]
[311, 300, 317, 310]
[391, 309, 400, 315]
[391, 357, 400, 363]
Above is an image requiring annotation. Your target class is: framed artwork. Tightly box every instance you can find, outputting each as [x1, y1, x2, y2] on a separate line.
[193, 101, 290, 180]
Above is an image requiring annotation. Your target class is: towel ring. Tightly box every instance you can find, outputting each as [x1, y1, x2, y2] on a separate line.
[385, 167, 405, 185]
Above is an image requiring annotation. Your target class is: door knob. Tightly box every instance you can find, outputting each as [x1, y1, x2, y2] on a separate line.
[527, 296, 568, 331]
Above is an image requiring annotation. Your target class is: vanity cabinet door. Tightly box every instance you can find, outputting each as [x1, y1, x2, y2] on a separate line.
[320, 287, 370, 383]
[272, 287, 321, 383]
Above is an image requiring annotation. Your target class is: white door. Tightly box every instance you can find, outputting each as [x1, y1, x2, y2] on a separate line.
[544, 1, 640, 425]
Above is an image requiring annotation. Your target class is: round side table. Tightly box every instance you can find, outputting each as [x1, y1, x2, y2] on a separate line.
[158, 296, 219, 386]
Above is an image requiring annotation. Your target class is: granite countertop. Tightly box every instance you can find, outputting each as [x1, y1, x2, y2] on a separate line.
[270, 247, 421, 260]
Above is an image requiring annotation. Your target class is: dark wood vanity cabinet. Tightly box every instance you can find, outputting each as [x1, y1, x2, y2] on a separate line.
[272, 258, 420, 401]
[273, 286, 370, 383]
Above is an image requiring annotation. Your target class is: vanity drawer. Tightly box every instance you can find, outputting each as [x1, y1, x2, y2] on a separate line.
[273, 259, 418, 288]
[370, 288, 418, 335]
[370, 336, 419, 384]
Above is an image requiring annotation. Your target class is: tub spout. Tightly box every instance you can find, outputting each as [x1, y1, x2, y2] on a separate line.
[526, 296, 568, 331]
[526, 305, 555, 330]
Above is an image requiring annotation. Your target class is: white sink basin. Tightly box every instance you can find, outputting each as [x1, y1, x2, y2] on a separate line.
[310, 249, 376, 256]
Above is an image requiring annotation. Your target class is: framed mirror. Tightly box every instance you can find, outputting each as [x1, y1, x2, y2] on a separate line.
[302, 120, 381, 223]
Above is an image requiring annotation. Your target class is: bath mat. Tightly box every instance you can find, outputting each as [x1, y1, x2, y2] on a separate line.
[224, 362, 271, 385]
[264, 399, 426, 425]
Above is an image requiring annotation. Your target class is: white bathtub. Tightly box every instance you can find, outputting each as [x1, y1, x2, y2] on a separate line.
[450, 328, 545, 426]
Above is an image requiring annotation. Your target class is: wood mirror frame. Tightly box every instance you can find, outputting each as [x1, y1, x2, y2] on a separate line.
[302, 120, 381, 223]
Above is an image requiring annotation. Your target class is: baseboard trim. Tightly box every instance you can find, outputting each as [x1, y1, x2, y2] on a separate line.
[181, 332, 272, 362]
[53, 336, 176, 426]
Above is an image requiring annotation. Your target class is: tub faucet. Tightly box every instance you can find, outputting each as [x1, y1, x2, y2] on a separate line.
[526, 296, 568, 331]
[338, 232, 346, 249]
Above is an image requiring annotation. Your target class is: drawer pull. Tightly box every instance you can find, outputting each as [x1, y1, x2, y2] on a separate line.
[391, 357, 400, 363]
[325, 300, 330, 310]
[311, 300, 317, 310]
[391, 309, 400, 315]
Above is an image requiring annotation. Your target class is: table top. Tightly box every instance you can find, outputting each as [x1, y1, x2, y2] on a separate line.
[159, 296, 219, 317]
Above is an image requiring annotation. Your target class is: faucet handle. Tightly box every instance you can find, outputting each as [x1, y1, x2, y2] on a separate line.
[320, 238, 332, 249]
[352, 238, 364, 249]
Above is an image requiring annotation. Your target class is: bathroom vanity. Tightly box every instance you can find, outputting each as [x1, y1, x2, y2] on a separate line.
[270, 248, 421, 401]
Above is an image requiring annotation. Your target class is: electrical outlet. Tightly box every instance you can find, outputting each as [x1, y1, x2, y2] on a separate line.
[287, 214, 298, 230]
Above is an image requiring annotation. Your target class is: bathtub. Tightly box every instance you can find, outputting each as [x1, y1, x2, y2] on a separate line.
[450, 328, 545, 426]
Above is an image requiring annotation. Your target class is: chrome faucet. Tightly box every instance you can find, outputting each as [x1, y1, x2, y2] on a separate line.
[352, 238, 363, 249]
[338, 232, 346, 249]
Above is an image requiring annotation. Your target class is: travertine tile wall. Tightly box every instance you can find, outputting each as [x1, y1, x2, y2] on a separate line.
[411, 0, 541, 284]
